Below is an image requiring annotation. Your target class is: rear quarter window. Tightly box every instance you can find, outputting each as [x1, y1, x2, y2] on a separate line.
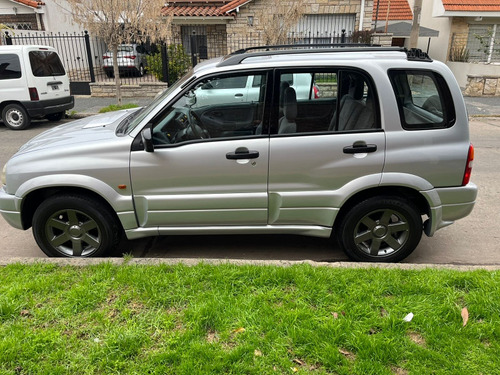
[29, 51, 66, 77]
[389, 69, 455, 130]
[0, 54, 22, 80]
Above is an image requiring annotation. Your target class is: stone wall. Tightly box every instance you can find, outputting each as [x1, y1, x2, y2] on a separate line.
[371, 33, 393, 47]
[90, 82, 168, 98]
[464, 75, 500, 97]
[226, 0, 374, 50]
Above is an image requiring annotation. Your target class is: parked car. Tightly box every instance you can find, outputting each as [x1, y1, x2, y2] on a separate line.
[0, 45, 74, 130]
[0, 46, 477, 261]
[102, 44, 148, 78]
[191, 72, 320, 107]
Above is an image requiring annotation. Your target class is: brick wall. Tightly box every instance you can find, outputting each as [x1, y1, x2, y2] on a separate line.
[448, 17, 469, 61]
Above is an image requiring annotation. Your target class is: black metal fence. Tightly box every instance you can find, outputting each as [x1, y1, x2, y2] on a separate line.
[2, 28, 355, 94]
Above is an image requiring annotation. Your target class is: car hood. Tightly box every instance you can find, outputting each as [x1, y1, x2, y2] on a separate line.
[17, 109, 139, 155]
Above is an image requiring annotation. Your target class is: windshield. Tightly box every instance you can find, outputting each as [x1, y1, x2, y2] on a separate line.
[118, 69, 195, 135]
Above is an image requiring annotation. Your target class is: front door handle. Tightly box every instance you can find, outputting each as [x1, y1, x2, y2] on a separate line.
[343, 143, 377, 154]
[226, 147, 259, 160]
[235, 93, 244, 97]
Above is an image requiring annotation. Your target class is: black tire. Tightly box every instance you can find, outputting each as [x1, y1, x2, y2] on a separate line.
[45, 111, 65, 122]
[338, 196, 422, 262]
[2, 103, 31, 130]
[105, 70, 114, 78]
[32, 194, 121, 257]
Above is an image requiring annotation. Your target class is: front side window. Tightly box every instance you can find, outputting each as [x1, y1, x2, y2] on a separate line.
[29, 51, 66, 77]
[389, 70, 455, 130]
[151, 72, 267, 146]
[0, 54, 22, 80]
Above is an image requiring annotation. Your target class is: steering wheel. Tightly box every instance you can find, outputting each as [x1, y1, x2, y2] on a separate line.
[188, 109, 211, 139]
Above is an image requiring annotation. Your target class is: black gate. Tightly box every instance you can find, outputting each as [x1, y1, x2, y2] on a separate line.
[4, 31, 95, 95]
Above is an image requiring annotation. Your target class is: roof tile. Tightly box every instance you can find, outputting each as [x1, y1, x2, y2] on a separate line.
[12, 0, 45, 8]
[442, 0, 500, 12]
[373, 0, 413, 21]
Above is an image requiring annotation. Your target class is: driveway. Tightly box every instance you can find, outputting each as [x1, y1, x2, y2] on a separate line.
[0, 117, 499, 265]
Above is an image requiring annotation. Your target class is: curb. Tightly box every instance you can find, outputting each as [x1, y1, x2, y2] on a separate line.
[1, 257, 499, 270]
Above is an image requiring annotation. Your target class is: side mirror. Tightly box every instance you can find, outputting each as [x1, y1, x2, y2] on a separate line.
[141, 127, 154, 153]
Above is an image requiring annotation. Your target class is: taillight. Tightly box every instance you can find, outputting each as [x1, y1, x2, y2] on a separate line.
[28, 87, 39, 101]
[103, 55, 110, 59]
[462, 143, 474, 186]
[124, 55, 137, 60]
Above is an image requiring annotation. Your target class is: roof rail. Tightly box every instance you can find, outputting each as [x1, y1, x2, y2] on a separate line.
[217, 44, 414, 67]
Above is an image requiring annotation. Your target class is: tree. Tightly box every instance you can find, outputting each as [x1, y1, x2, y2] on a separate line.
[256, 0, 305, 45]
[60, 0, 172, 103]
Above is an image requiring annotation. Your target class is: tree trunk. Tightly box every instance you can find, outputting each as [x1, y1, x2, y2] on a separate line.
[112, 44, 122, 105]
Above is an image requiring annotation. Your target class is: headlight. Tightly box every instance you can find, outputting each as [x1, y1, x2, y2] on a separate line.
[1, 164, 6, 186]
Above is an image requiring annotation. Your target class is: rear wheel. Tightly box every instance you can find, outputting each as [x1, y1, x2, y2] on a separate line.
[32, 194, 121, 257]
[338, 196, 422, 262]
[2, 104, 31, 130]
[46, 111, 65, 122]
[105, 70, 114, 78]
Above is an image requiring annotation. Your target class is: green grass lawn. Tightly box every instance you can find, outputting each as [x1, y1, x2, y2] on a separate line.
[0, 263, 498, 374]
[98, 103, 139, 113]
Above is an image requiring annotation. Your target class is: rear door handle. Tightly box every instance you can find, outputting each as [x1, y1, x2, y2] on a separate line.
[343, 143, 377, 154]
[226, 147, 259, 160]
[234, 93, 244, 97]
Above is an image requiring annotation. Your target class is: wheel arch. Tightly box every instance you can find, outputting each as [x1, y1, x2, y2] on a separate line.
[1, 101, 26, 114]
[333, 186, 430, 235]
[20, 186, 127, 232]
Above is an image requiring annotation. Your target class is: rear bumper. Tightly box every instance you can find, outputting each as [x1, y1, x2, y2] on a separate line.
[423, 182, 477, 236]
[22, 96, 74, 118]
[0, 186, 23, 230]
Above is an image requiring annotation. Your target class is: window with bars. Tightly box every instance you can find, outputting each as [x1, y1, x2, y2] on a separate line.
[4, 23, 33, 30]
[467, 24, 500, 63]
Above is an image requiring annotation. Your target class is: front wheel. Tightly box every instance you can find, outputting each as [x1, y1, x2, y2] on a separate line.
[2, 104, 31, 130]
[338, 197, 422, 262]
[32, 195, 121, 257]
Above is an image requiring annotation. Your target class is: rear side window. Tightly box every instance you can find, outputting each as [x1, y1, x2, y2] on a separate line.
[0, 54, 22, 80]
[29, 51, 66, 77]
[389, 70, 455, 130]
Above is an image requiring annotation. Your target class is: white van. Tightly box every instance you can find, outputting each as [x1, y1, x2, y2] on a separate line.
[0, 45, 74, 130]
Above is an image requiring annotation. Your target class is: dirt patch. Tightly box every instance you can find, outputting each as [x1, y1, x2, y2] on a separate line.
[408, 331, 426, 347]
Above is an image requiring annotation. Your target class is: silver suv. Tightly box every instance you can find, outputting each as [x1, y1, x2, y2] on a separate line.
[0, 46, 477, 262]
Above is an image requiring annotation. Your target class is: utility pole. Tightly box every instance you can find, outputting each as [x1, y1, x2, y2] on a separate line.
[409, 0, 422, 48]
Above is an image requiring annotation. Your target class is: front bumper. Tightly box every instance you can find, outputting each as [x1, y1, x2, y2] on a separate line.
[0, 186, 23, 229]
[423, 182, 478, 237]
[22, 96, 74, 118]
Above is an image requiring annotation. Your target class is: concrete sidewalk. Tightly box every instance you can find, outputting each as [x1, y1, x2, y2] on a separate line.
[72, 94, 500, 117]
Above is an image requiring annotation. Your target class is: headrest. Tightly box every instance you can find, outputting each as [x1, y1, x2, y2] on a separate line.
[279, 81, 290, 107]
[349, 75, 365, 100]
[283, 87, 297, 121]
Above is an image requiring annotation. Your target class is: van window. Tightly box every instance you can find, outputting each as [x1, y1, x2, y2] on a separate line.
[29, 51, 66, 77]
[0, 54, 22, 80]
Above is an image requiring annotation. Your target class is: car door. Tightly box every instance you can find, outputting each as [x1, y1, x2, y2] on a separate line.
[268, 69, 386, 227]
[129, 71, 270, 229]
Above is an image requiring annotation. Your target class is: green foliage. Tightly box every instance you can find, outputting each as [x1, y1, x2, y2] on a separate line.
[98, 103, 139, 113]
[351, 29, 373, 45]
[146, 44, 191, 83]
[0, 263, 499, 374]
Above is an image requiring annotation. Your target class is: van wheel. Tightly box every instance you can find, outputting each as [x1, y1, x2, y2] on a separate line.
[2, 104, 31, 130]
[338, 197, 422, 263]
[32, 194, 121, 257]
[105, 71, 114, 78]
[46, 112, 65, 122]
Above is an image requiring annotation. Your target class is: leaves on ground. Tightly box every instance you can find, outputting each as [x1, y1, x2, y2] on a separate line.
[461, 307, 469, 327]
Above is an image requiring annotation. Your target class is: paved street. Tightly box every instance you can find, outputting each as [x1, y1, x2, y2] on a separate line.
[0, 114, 499, 264]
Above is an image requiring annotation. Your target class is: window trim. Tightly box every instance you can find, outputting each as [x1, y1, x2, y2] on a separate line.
[388, 69, 456, 131]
